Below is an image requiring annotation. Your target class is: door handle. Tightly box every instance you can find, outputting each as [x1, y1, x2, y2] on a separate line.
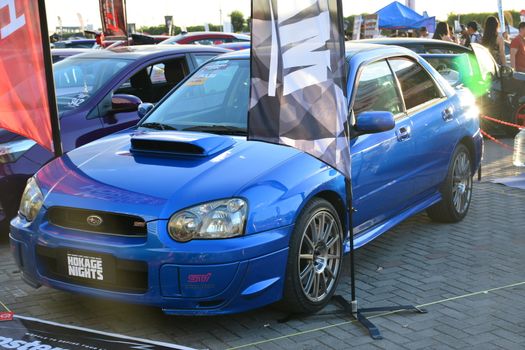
[442, 106, 454, 121]
[396, 126, 411, 142]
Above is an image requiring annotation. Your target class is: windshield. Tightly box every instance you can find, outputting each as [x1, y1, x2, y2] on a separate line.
[140, 59, 250, 133]
[53, 57, 131, 113]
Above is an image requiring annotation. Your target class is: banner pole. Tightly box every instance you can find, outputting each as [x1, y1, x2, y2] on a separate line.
[37, 0, 63, 158]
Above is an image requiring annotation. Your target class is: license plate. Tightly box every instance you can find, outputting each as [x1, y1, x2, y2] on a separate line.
[66, 253, 104, 281]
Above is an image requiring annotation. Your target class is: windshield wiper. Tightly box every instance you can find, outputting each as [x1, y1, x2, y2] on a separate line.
[184, 125, 247, 136]
[139, 122, 177, 131]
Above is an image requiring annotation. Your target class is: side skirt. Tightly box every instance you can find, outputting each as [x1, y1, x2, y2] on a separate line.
[343, 192, 442, 252]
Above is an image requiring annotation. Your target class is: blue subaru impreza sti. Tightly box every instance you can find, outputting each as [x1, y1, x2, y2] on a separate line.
[10, 45, 482, 315]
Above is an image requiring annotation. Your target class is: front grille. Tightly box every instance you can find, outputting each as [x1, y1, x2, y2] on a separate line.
[47, 207, 147, 237]
[36, 245, 148, 294]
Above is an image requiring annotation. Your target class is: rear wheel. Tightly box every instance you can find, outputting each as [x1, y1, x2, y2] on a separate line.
[281, 199, 343, 314]
[427, 144, 473, 223]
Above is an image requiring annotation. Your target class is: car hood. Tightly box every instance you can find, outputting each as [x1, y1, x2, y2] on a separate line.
[37, 130, 302, 219]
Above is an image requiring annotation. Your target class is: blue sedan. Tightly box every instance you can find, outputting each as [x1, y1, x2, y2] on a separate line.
[10, 44, 482, 315]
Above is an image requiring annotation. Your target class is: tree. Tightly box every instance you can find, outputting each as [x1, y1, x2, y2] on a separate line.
[230, 10, 245, 33]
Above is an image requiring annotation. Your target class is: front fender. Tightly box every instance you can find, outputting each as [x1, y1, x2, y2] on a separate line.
[238, 153, 346, 235]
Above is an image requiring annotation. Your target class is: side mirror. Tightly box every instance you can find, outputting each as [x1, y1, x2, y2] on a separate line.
[112, 94, 142, 113]
[138, 103, 154, 118]
[355, 111, 395, 135]
[500, 65, 514, 78]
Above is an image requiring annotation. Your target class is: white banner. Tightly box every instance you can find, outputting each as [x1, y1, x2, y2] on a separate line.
[497, 0, 505, 34]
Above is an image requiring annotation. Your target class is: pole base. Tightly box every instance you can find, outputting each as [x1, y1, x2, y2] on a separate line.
[332, 295, 427, 340]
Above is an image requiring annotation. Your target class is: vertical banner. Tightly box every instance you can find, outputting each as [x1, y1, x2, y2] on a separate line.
[352, 15, 362, 40]
[363, 14, 379, 39]
[99, 0, 127, 38]
[0, 0, 60, 153]
[249, 0, 351, 179]
[497, 0, 505, 34]
[165, 15, 173, 36]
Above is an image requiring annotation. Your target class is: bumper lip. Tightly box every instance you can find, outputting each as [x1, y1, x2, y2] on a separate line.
[10, 217, 291, 315]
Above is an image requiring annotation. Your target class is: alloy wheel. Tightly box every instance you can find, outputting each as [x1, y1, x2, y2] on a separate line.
[298, 210, 342, 303]
[452, 151, 472, 215]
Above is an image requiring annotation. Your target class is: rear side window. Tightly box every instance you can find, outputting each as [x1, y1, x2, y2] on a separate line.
[353, 60, 404, 118]
[194, 54, 219, 67]
[388, 58, 442, 110]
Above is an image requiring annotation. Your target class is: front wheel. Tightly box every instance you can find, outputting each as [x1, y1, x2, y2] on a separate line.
[427, 144, 473, 223]
[281, 199, 344, 314]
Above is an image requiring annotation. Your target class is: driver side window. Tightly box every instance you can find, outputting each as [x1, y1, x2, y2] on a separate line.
[353, 60, 404, 119]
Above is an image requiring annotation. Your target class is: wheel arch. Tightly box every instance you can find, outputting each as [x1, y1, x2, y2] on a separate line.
[313, 190, 347, 234]
[458, 136, 476, 174]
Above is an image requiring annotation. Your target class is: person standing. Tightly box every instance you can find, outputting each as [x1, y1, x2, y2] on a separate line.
[432, 22, 453, 42]
[510, 22, 525, 72]
[467, 21, 482, 44]
[419, 26, 429, 38]
[482, 16, 507, 66]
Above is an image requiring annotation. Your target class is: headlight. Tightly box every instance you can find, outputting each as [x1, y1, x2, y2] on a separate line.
[0, 139, 36, 164]
[19, 177, 44, 222]
[168, 198, 247, 242]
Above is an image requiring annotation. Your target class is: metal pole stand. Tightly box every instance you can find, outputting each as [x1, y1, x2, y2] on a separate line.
[331, 295, 426, 340]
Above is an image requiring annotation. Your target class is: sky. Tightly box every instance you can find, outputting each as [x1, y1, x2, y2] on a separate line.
[45, 0, 525, 32]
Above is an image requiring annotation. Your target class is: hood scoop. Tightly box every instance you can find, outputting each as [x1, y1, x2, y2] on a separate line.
[130, 131, 235, 158]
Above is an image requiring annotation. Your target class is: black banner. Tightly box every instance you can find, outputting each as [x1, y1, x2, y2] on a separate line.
[248, 0, 351, 179]
[0, 316, 195, 350]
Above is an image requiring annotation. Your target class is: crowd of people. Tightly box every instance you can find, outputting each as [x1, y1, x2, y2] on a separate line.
[418, 16, 525, 72]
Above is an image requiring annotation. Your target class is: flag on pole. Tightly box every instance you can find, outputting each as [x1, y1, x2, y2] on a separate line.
[248, 0, 350, 179]
[0, 0, 58, 153]
[497, 0, 505, 34]
[99, 0, 128, 38]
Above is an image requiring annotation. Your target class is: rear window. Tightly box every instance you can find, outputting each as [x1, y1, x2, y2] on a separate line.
[388, 58, 442, 110]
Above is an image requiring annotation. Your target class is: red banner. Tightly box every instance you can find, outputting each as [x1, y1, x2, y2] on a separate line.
[0, 0, 53, 151]
[99, 0, 127, 38]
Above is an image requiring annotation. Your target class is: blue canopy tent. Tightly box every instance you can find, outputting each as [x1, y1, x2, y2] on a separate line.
[375, 1, 436, 32]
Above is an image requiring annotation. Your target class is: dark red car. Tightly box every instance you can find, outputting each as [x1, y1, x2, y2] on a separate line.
[160, 32, 250, 46]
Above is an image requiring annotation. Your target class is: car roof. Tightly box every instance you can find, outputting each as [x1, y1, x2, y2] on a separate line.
[215, 43, 417, 61]
[66, 44, 230, 60]
[175, 31, 249, 38]
[358, 38, 471, 52]
[51, 48, 91, 54]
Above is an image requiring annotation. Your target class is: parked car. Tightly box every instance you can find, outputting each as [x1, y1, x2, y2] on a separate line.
[362, 38, 525, 133]
[160, 31, 250, 46]
[51, 39, 97, 49]
[10, 45, 482, 315]
[217, 42, 251, 51]
[51, 48, 91, 63]
[0, 45, 229, 231]
[359, 38, 472, 55]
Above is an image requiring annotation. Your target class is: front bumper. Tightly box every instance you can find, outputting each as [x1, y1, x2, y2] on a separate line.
[10, 215, 291, 315]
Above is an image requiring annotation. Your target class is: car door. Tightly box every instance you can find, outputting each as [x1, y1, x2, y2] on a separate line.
[470, 44, 503, 121]
[350, 59, 417, 233]
[388, 57, 461, 199]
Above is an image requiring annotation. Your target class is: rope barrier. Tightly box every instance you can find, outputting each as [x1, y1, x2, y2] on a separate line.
[480, 130, 514, 151]
[481, 115, 524, 130]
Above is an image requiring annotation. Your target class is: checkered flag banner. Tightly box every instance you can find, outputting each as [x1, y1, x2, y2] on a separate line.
[248, 0, 351, 179]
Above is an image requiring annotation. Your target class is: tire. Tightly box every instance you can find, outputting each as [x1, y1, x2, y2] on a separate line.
[280, 198, 344, 314]
[427, 144, 473, 223]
